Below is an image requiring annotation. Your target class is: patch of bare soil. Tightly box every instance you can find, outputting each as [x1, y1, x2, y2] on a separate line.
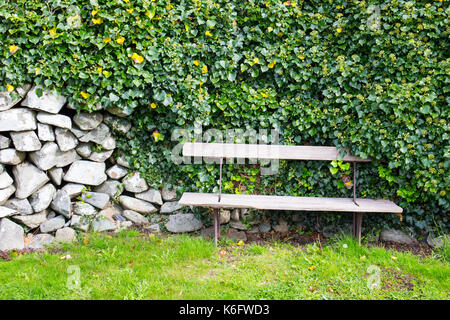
[381, 267, 417, 291]
[0, 247, 66, 261]
[0, 248, 42, 261]
[246, 230, 326, 246]
[132, 225, 168, 239]
[134, 225, 435, 257]
[371, 241, 433, 257]
[0, 250, 10, 261]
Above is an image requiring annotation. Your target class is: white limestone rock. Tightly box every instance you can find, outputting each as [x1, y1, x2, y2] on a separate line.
[70, 215, 89, 232]
[106, 164, 128, 180]
[21, 85, 67, 114]
[55, 128, 78, 152]
[135, 189, 163, 206]
[0, 218, 24, 250]
[88, 149, 113, 162]
[37, 112, 71, 129]
[73, 202, 97, 216]
[0, 171, 13, 189]
[123, 172, 148, 193]
[63, 160, 107, 186]
[162, 187, 177, 201]
[13, 162, 49, 199]
[61, 183, 85, 198]
[122, 210, 149, 225]
[0, 205, 18, 218]
[13, 211, 47, 229]
[0, 185, 16, 206]
[29, 142, 80, 171]
[48, 167, 64, 186]
[94, 180, 123, 198]
[106, 105, 132, 118]
[229, 221, 248, 231]
[29, 143, 59, 170]
[118, 196, 157, 214]
[55, 227, 76, 243]
[0, 84, 31, 111]
[4, 198, 33, 215]
[37, 123, 55, 142]
[98, 204, 121, 222]
[99, 136, 116, 150]
[165, 214, 203, 233]
[160, 201, 183, 214]
[47, 211, 56, 220]
[115, 220, 132, 232]
[26, 233, 54, 250]
[40, 215, 65, 233]
[70, 126, 87, 138]
[0, 108, 36, 132]
[92, 218, 116, 232]
[380, 229, 418, 245]
[0, 135, 11, 149]
[116, 153, 131, 168]
[50, 190, 72, 218]
[0, 148, 26, 165]
[73, 112, 103, 130]
[76, 143, 93, 158]
[79, 123, 110, 144]
[81, 191, 110, 209]
[219, 209, 231, 224]
[29, 184, 56, 212]
[10, 131, 42, 152]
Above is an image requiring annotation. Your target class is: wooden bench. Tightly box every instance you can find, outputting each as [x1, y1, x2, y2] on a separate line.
[179, 142, 403, 245]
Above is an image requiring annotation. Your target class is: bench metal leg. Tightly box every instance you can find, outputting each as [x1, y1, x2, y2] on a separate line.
[352, 212, 364, 245]
[352, 213, 356, 237]
[213, 208, 220, 246]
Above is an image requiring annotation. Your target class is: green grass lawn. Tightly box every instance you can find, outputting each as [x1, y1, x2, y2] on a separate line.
[0, 230, 448, 300]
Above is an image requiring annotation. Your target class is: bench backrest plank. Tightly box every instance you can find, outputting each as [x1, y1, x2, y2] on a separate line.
[182, 143, 370, 162]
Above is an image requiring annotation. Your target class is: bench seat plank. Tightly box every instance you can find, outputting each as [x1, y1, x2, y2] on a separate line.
[179, 192, 403, 213]
[183, 143, 370, 162]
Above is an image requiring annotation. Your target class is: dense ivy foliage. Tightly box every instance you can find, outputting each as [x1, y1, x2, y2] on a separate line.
[1, 0, 448, 234]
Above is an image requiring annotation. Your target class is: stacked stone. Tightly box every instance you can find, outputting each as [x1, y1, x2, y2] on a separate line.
[0, 85, 203, 252]
[199, 208, 277, 242]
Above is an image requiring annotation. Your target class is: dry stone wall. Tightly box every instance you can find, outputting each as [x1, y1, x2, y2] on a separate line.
[0, 85, 204, 251]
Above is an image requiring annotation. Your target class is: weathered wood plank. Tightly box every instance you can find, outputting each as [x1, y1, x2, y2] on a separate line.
[179, 192, 403, 213]
[182, 143, 370, 162]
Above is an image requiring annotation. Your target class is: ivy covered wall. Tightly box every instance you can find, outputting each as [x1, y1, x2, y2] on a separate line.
[1, 0, 448, 233]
